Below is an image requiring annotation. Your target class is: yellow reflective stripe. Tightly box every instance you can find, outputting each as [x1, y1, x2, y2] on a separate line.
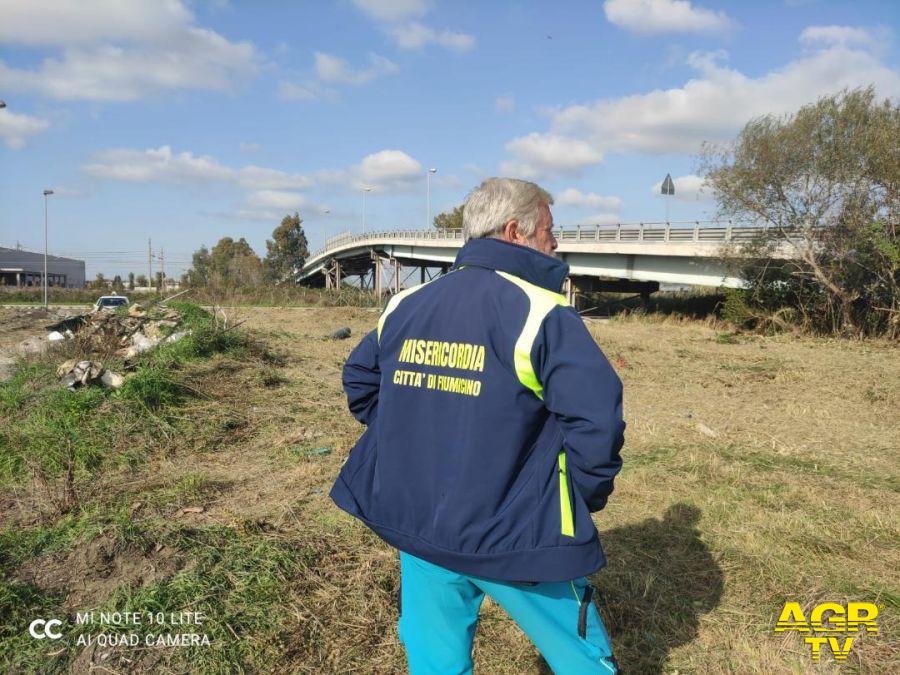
[559, 450, 575, 537]
[377, 284, 427, 342]
[495, 270, 568, 400]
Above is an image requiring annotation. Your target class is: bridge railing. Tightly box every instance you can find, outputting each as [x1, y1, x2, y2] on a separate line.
[310, 221, 778, 261]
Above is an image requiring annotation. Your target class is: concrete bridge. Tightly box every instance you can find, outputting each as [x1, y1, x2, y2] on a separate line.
[298, 222, 792, 302]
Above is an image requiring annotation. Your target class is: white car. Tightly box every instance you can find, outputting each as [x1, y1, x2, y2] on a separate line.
[93, 295, 129, 312]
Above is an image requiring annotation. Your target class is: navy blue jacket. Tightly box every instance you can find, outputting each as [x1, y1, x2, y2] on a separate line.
[330, 237, 625, 582]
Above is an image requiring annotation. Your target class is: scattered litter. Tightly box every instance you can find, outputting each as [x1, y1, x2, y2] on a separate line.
[129, 501, 143, 516]
[47, 331, 66, 342]
[328, 327, 352, 340]
[56, 359, 125, 390]
[154, 542, 165, 553]
[308, 446, 331, 456]
[174, 506, 205, 517]
[311, 487, 323, 494]
[696, 423, 719, 438]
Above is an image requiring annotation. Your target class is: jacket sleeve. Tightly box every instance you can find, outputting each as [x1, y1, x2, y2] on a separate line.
[342, 329, 381, 425]
[534, 306, 625, 512]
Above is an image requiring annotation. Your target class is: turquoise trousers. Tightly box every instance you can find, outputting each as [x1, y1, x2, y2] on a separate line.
[398, 551, 618, 674]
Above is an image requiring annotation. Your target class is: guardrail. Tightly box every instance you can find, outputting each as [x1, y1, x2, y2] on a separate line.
[308, 221, 780, 261]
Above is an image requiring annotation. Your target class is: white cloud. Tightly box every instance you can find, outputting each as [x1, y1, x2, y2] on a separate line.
[244, 190, 310, 211]
[603, 0, 734, 35]
[0, 1, 260, 101]
[501, 133, 604, 178]
[356, 150, 422, 188]
[83, 146, 311, 190]
[495, 96, 515, 113]
[523, 39, 900, 159]
[799, 25, 882, 47]
[314, 51, 398, 85]
[556, 188, 622, 211]
[277, 80, 324, 101]
[351, 0, 429, 23]
[650, 173, 710, 201]
[0, 0, 192, 46]
[351, 0, 474, 53]
[0, 109, 49, 149]
[389, 22, 475, 51]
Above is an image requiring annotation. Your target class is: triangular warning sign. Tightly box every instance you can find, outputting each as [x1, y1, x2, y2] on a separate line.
[661, 173, 675, 196]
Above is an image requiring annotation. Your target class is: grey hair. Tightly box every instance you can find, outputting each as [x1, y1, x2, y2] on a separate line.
[462, 178, 553, 240]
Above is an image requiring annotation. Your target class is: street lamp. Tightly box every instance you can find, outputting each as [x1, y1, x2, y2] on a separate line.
[322, 208, 330, 248]
[43, 189, 54, 308]
[426, 168, 437, 229]
[362, 187, 373, 232]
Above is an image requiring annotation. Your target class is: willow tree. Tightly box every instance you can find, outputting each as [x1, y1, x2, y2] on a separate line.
[702, 87, 899, 338]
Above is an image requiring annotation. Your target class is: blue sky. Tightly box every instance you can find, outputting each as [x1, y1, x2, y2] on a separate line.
[1, 0, 897, 278]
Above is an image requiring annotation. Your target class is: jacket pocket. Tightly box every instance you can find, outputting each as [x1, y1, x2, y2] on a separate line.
[558, 450, 575, 537]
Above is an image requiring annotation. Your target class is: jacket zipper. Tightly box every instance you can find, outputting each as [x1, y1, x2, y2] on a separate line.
[558, 450, 575, 537]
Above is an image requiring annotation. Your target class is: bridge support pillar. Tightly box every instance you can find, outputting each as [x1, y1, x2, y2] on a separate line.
[324, 259, 342, 289]
[374, 254, 382, 297]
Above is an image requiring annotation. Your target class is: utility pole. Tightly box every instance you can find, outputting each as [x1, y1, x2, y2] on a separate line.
[160, 247, 165, 284]
[148, 238, 152, 284]
[43, 189, 54, 308]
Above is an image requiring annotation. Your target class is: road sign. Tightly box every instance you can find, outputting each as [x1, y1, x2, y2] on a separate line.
[661, 173, 675, 196]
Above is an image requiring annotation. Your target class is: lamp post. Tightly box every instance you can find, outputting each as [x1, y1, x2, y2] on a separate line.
[362, 187, 373, 232]
[323, 208, 330, 248]
[43, 189, 54, 308]
[426, 167, 437, 228]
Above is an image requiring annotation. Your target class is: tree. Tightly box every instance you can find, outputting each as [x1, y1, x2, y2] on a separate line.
[186, 245, 211, 286]
[155, 271, 164, 291]
[434, 205, 464, 230]
[136, 274, 148, 287]
[702, 87, 899, 338]
[93, 272, 106, 289]
[209, 237, 258, 283]
[128, 272, 135, 290]
[264, 212, 309, 283]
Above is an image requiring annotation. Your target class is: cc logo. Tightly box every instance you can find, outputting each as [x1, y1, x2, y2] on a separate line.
[28, 618, 63, 639]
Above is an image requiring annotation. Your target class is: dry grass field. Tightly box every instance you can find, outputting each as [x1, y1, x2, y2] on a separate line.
[1, 305, 897, 673]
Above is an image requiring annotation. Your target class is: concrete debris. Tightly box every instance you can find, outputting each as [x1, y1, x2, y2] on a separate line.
[58, 359, 104, 389]
[328, 327, 352, 340]
[17, 335, 48, 357]
[100, 370, 125, 389]
[56, 359, 125, 390]
[165, 329, 191, 343]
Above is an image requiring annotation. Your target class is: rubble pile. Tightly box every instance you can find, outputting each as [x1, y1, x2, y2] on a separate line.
[43, 303, 191, 359]
[14, 302, 193, 390]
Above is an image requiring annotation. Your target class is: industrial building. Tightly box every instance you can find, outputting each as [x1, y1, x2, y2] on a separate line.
[0, 246, 86, 289]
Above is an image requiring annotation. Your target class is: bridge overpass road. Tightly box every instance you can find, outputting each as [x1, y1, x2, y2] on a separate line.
[298, 222, 796, 303]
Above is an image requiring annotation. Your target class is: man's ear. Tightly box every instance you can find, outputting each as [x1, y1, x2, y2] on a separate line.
[501, 219, 521, 243]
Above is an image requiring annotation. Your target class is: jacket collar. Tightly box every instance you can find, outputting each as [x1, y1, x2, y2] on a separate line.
[451, 237, 569, 293]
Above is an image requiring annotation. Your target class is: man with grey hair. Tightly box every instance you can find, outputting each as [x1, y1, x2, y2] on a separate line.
[332, 177, 625, 673]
